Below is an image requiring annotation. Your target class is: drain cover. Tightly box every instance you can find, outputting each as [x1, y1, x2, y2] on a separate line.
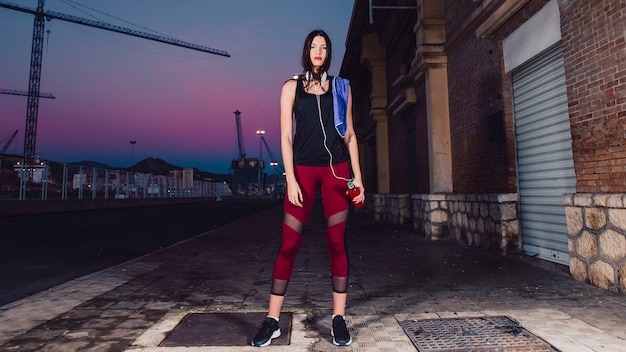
[399, 316, 559, 351]
[161, 312, 292, 346]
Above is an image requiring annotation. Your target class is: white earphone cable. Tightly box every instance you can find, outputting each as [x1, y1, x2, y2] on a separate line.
[316, 88, 351, 182]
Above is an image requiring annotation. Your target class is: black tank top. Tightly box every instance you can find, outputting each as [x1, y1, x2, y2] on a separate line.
[293, 78, 348, 166]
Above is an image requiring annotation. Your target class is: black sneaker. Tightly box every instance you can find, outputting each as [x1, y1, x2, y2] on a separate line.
[251, 317, 281, 347]
[331, 315, 352, 346]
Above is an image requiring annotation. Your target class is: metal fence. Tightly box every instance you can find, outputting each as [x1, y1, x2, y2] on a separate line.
[1, 159, 231, 201]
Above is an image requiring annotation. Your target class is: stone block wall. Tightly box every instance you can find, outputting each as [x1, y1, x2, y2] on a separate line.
[445, 193, 519, 254]
[373, 194, 411, 224]
[410, 193, 519, 254]
[412, 194, 449, 239]
[563, 193, 626, 293]
[373, 194, 387, 222]
[388, 194, 411, 224]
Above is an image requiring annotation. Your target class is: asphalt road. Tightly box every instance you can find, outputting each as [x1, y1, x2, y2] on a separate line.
[0, 199, 279, 306]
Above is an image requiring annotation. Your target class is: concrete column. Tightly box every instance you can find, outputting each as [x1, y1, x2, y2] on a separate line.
[361, 33, 390, 193]
[425, 66, 453, 193]
[415, 0, 453, 193]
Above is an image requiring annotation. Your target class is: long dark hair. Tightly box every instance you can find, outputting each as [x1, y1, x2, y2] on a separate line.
[301, 29, 332, 80]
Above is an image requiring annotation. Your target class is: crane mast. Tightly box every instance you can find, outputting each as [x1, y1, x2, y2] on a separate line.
[233, 110, 246, 158]
[0, 0, 230, 167]
[22, 0, 45, 167]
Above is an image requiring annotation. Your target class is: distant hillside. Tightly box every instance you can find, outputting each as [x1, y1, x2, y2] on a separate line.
[68, 160, 113, 169]
[133, 157, 230, 182]
[132, 157, 181, 175]
[66, 157, 178, 174]
[0, 155, 230, 183]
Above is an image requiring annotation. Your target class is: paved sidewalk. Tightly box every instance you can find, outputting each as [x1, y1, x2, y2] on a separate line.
[0, 202, 624, 351]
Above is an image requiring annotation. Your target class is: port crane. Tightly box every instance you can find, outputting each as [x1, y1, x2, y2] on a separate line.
[233, 110, 246, 159]
[0, 130, 19, 154]
[260, 135, 282, 172]
[0, 0, 230, 167]
[231, 110, 273, 195]
[260, 134, 284, 197]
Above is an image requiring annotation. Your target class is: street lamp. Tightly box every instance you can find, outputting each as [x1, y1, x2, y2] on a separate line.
[256, 130, 265, 195]
[130, 140, 137, 170]
[270, 161, 278, 199]
[129, 140, 136, 198]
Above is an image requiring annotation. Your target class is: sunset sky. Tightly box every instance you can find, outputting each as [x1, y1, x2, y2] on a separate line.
[0, 0, 354, 173]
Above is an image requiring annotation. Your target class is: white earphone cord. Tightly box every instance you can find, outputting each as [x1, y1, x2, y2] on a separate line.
[315, 92, 351, 182]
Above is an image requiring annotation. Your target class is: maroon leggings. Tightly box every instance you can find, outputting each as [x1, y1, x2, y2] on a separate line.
[271, 162, 351, 296]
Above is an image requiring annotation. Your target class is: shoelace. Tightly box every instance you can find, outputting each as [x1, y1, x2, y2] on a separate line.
[257, 318, 276, 329]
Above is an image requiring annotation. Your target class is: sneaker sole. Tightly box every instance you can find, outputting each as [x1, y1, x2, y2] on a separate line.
[252, 329, 281, 347]
[331, 328, 353, 346]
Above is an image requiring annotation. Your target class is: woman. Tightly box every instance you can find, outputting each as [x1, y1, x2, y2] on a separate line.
[251, 29, 365, 347]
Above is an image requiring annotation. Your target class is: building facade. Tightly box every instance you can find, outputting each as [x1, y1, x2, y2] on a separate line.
[340, 0, 625, 292]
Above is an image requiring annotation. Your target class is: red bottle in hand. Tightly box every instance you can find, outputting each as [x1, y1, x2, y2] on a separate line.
[347, 181, 364, 208]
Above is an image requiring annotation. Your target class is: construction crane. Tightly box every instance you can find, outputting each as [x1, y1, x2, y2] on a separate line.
[0, 88, 55, 99]
[0, 130, 19, 154]
[233, 110, 246, 158]
[231, 110, 270, 195]
[260, 135, 284, 198]
[0, 0, 230, 167]
[260, 136, 282, 172]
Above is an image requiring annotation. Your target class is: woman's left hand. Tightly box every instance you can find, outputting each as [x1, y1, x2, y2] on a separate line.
[349, 178, 365, 204]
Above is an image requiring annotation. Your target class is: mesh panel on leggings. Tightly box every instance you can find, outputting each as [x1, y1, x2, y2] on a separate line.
[332, 276, 348, 293]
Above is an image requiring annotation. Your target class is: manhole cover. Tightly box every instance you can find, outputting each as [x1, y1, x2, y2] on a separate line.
[161, 312, 292, 346]
[399, 316, 560, 351]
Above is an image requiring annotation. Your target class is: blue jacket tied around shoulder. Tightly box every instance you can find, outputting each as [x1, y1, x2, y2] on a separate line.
[332, 76, 350, 138]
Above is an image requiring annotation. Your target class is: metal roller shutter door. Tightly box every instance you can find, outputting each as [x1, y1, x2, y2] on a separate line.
[511, 42, 575, 265]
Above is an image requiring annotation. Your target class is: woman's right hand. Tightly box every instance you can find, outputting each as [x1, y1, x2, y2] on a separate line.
[287, 181, 304, 207]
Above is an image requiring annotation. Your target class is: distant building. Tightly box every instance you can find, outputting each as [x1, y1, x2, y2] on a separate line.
[231, 158, 264, 195]
[183, 168, 193, 189]
[170, 168, 194, 185]
[14, 163, 47, 184]
[72, 173, 87, 190]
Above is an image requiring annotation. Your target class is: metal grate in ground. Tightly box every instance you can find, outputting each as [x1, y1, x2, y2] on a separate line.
[312, 314, 418, 352]
[399, 316, 560, 352]
[160, 312, 292, 347]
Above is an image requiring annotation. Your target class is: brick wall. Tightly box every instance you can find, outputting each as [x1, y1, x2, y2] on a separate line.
[559, 0, 626, 192]
[445, 1, 514, 194]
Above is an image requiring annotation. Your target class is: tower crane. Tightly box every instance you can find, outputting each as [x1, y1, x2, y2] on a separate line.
[0, 0, 230, 167]
[0, 88, 55, 99]
[0, 130, 19, 154]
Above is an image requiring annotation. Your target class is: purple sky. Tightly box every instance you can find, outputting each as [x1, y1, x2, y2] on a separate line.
[0, 0, 354, 173]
